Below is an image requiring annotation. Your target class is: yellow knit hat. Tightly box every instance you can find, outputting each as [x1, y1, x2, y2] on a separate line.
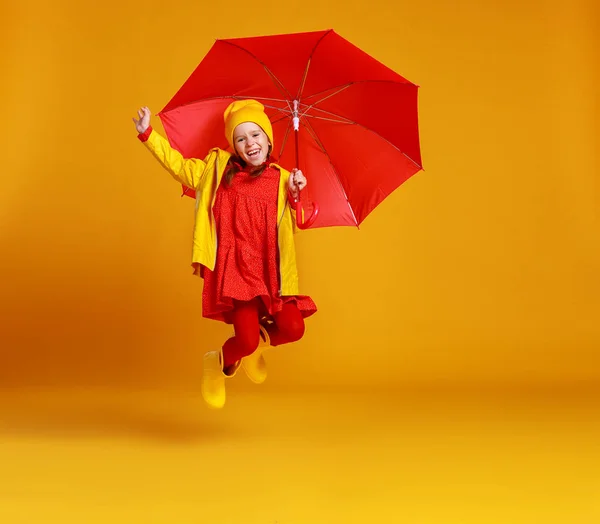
[223, 99, 274, 151]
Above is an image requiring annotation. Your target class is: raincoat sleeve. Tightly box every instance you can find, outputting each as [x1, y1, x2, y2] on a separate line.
[138, 127, 208, 190]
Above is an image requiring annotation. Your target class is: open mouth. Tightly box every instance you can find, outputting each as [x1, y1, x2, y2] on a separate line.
[246, 148, 261, 159]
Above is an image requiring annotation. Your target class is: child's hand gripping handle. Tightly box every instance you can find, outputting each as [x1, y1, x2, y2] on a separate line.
[290, 105, 319, 229]
[294, 191, 320, 229]
[289, 168, 319, 229]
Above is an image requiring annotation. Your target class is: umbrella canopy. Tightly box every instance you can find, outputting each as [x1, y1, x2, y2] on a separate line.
[158, 29, 422, 228]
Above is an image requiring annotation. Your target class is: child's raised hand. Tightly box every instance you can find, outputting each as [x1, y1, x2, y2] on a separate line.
[288, 168, 307, 198]
[132, 106, 151, 134]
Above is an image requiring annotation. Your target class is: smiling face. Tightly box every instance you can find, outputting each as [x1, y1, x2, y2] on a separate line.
[233, 122, 271, 166]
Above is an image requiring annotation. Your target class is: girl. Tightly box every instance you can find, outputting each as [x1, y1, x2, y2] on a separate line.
[132, 100, 317, 409]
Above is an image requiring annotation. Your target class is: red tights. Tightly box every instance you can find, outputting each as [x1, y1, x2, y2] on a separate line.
[222, 299, 305, 368]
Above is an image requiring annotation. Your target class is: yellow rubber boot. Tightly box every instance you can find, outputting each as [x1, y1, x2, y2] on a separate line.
[241, 325, 269, 384]
[201, 349, 239, 409]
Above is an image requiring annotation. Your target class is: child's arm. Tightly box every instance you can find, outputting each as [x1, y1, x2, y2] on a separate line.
[133, 106, 207, 190]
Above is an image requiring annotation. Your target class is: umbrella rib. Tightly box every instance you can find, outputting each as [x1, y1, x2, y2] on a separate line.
[299, 84, 352, 117]
[299, 119, 359, 227]
[300, 105, 357, 124]
[277, 118, 294, 160]
[270, 113, 291, 126]
[301, 104, 422, 170]
[301, 114, 355, 125]
[302, 79, 415, 104]
[296, 58, 312, 101]
[296, 30, 332, 100]
[220, 40, 293, 101]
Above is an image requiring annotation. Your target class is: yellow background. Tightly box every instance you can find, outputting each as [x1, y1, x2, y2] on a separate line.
[1, 0, 599, 522]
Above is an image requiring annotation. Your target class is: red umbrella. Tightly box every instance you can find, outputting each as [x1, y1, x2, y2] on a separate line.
[157, 29, 422, 229]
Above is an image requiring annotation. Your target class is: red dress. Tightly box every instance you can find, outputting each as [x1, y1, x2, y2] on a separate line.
[201, 164, 317, 324]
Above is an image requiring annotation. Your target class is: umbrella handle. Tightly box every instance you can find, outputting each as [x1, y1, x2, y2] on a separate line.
[292, 102, 319, 229]
[294, 192, 320, 229]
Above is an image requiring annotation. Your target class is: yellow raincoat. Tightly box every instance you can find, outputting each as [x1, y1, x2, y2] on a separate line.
[141, 129, 300, 296]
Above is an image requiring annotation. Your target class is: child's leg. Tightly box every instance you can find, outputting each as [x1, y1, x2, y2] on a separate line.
[222, 299, 261, 368]
[266, 302, 305, 347]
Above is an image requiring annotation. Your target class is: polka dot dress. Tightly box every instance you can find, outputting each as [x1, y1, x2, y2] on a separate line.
[201, 164, 317, 324]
